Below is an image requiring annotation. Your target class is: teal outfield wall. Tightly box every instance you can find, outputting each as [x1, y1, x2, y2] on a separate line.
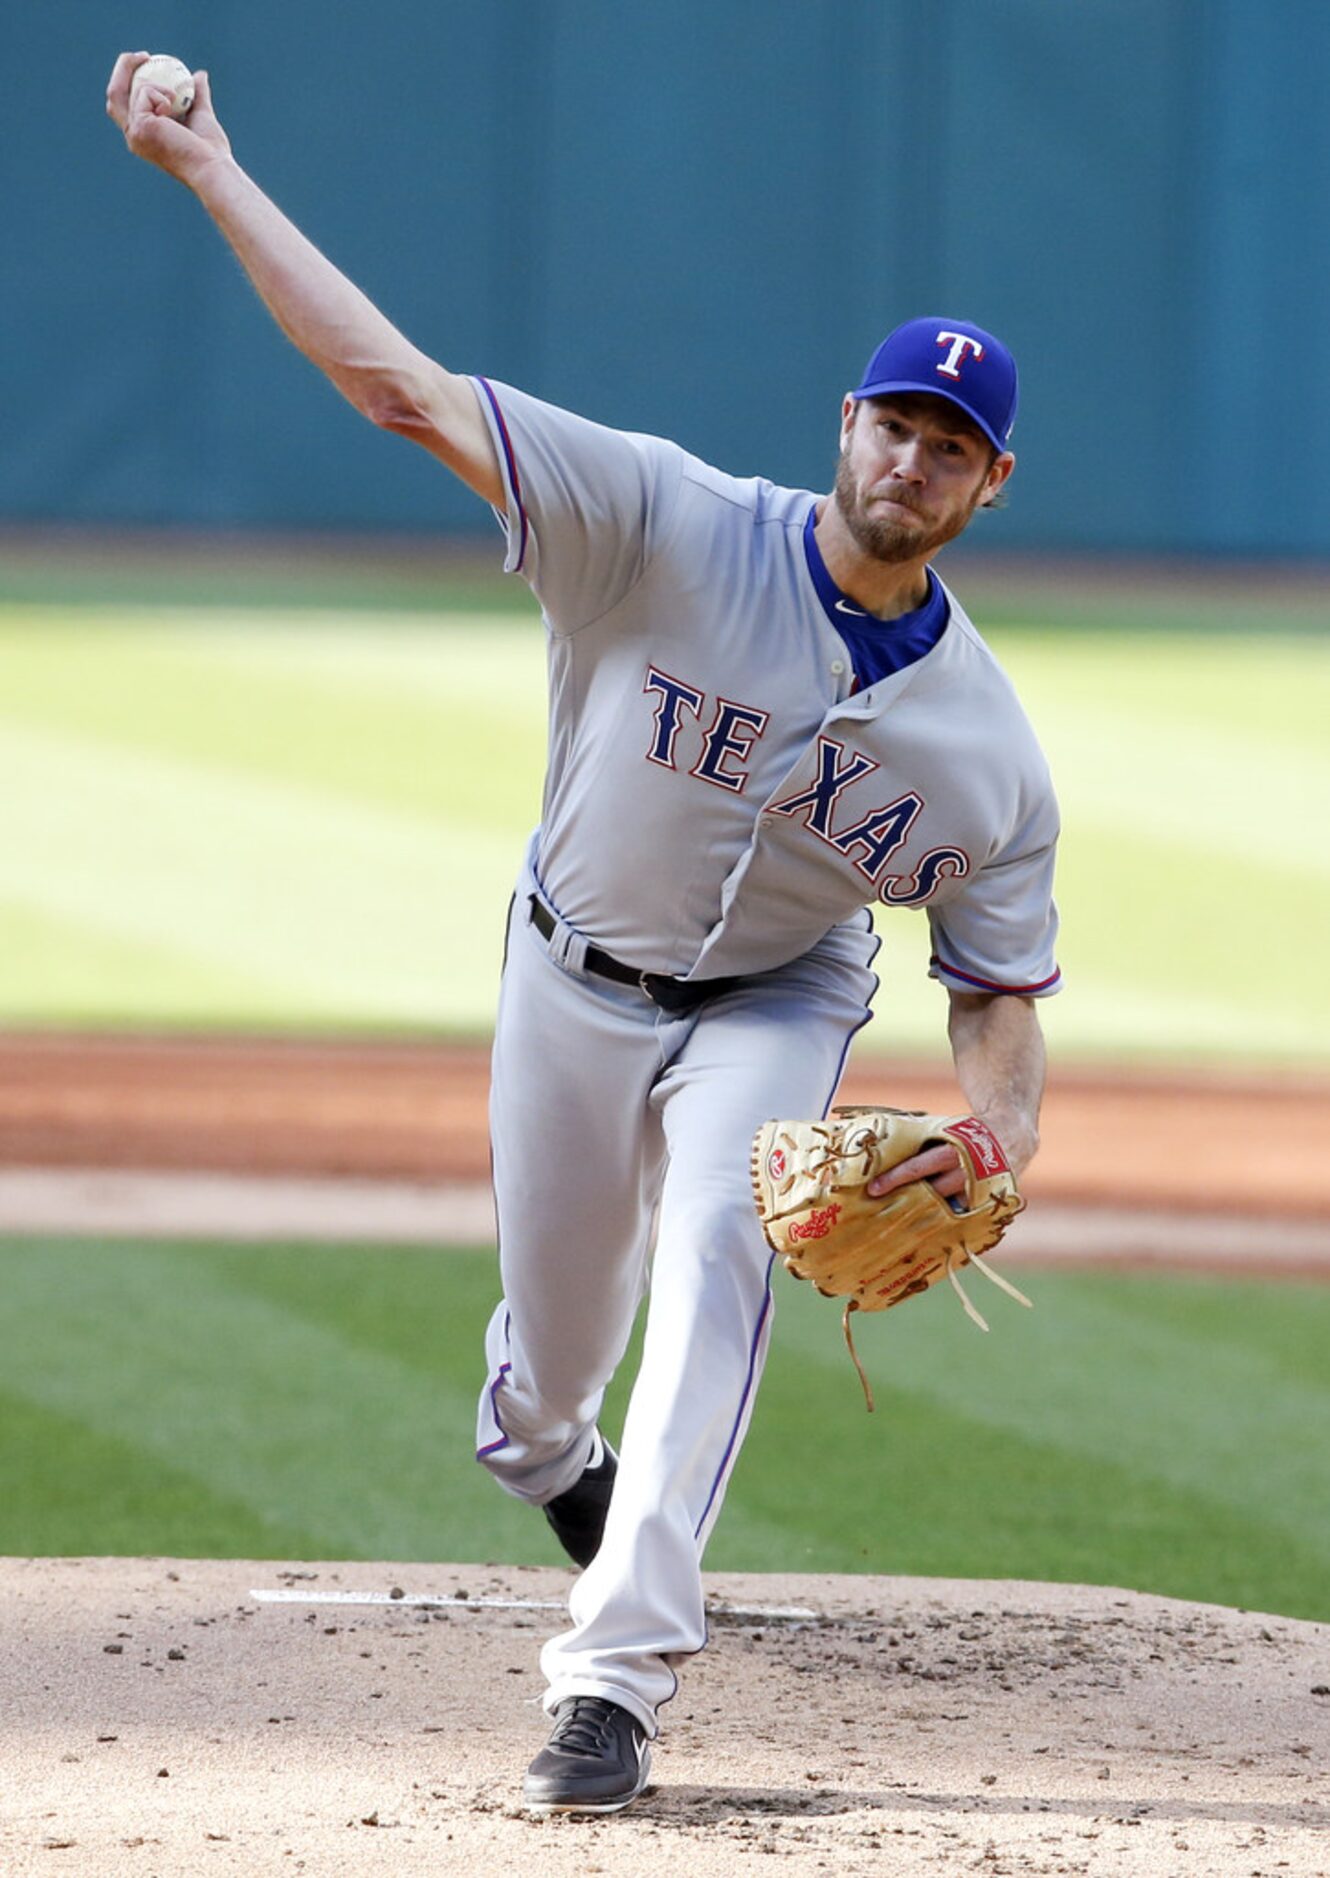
[7, 1, 1330, 556]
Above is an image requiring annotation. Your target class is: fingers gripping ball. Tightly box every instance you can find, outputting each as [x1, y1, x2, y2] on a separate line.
[130, 54, 195, 120]
[751, 1107, 1030, 1410]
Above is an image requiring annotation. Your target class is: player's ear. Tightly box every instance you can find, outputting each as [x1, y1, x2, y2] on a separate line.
[839, 395, 858, 448]
[980, 449, 1015, 507]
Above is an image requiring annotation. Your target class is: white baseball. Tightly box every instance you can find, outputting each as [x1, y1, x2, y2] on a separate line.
[130, 54, 195, 121]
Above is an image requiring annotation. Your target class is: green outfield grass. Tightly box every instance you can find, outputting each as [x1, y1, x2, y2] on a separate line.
[0, 1238, 1325, 1624]
[1, 591, 1327, 1062]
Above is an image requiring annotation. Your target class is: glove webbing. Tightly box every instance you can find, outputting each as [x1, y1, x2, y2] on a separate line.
[842, 1249, 1034, 1413]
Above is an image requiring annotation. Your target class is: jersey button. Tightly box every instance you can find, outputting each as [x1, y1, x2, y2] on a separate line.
[830, 659, 845, 676]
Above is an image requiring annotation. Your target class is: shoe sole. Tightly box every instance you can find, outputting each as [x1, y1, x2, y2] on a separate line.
[523, 1749, 652, 1816]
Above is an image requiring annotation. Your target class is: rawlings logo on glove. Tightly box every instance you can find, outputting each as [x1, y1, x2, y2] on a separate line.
[750, 1105, 1031, 1410]
[788, 1202, 841, 1242]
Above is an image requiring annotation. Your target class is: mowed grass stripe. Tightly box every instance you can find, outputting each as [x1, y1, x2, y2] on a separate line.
[1038, 975, 1327, 1061]
[2, 1242, 1328, 1620]
[1037, 820, 1330, 1053]
[0, 610, 549, 832]
[1051, 822, 1330, 982]
[0, 1240, 532, 1564]
[771, 1272, 1330, 1552]
[992, 627, 1330, 758]
[0, 720, 517, 1022]
[1036, 701, 1330, 877]
[868, 909, 1330, 1063]
[1, 605, 1328, 1061]
[169, 612, 549, 714]
[990, 627, 1330, 1061]
[719, 1356, 1329, 1624]
[206, 1244, 813, 1567]
[0, 897, 282, 1029]
[0, 1386, 328, 1560]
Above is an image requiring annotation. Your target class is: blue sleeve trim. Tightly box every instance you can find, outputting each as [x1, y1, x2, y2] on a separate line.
[476, 377, 529, 572]
[931, 952, 1062, 995]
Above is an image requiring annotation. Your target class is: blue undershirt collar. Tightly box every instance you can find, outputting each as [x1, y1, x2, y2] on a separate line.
[802, 503, 949, 692]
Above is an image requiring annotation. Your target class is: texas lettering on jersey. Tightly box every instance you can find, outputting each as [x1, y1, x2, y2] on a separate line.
[642, 666, 769, 794]
[642, 669, 970, 907]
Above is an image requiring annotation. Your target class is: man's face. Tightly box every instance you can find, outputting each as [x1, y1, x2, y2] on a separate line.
[833, 394, 1014, 564]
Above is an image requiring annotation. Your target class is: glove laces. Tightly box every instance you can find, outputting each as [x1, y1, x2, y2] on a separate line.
[843, 1249, 1033, 1413]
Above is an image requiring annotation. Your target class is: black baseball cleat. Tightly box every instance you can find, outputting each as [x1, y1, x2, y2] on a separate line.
[542, 1434, 618, 1568]
[523, 1695, 652, 1814]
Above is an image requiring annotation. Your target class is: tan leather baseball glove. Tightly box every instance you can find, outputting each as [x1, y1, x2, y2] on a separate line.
[750, 1106, 1031, 1409]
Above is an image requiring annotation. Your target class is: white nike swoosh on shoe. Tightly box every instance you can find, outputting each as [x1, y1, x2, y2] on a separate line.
[529, 1742, 651, 1816]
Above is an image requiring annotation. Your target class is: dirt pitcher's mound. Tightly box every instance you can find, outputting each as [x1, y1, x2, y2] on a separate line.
[3, 1559, 1326, 1878]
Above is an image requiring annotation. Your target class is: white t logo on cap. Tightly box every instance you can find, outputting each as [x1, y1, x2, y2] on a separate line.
[935, 331, 985, 379]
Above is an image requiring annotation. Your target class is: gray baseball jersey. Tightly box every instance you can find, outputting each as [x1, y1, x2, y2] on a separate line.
[471, 374, 1060, 1739]
[473, 377, 1060, 995]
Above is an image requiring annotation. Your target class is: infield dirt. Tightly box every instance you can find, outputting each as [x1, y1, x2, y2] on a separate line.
[4, 1556, 1328, 1878]
[1, 1031, 1328, 1271]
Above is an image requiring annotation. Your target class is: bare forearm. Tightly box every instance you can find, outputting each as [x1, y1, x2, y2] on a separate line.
[193, 159, 437, 422]
[190, 158, 500, 497]
[106, 56, 501, 503]
[947, 992, 1045, 1175]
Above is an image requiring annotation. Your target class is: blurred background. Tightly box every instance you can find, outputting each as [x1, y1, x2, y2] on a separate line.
[1, 0, 1326, 1059]
[9, 0, 1330, 553]
[0, 2, 1326, 1611]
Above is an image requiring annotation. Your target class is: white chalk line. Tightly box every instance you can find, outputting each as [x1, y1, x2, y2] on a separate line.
[251, 1586, 817, 1621]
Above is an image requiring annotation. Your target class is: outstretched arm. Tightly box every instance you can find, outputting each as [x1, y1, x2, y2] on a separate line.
[868, 991, 1045, 1202]
[105, 52, 502, 506]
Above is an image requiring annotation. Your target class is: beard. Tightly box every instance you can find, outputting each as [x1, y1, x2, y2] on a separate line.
[833, 448, 981, 565]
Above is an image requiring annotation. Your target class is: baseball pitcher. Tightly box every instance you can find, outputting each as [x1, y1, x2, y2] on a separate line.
[108, 52, 1060, 1817]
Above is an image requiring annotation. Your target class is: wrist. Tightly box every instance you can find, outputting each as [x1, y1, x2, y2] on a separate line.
[972, 1109, 1039, 1178]
[185, 150, 237, 196]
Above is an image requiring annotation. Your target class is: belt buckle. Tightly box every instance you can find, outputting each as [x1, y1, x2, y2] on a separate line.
[641, 971, 693, 1016]
[640, 970, 675, 1011]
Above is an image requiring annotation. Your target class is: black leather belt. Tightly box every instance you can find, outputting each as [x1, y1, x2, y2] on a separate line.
[528, 895, 742, 1016]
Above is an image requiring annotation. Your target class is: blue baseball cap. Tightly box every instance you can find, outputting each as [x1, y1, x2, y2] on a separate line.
[851, 317, 1018, 452]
